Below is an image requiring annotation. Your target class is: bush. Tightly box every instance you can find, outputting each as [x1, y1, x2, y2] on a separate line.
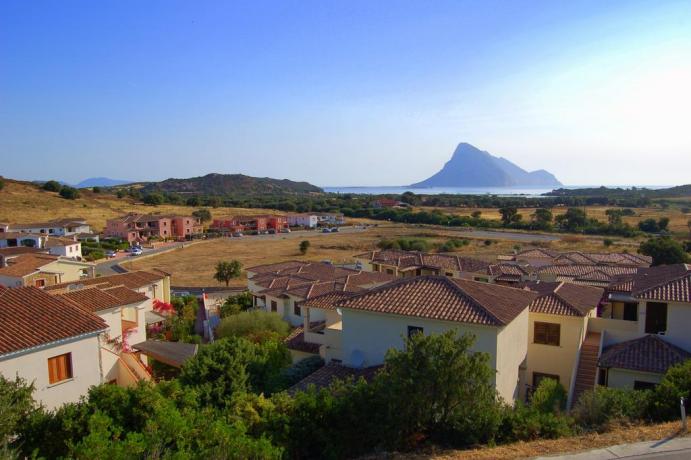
[648, 360, 691, 421]
[270, 355, 325, 392]
[531, 378, 567, 414]
[42, 180, 62, 192]
[216, 310, 290, 342]
[603, 238, 614, 247]
[143, 193, 164, 205]
[377, 238, 430, 252]
[59, 186, 80, 200]
[220, 292, 254, 318]
[498, 404, 574, 442]
[572, 386, 651, 430]
[639, 237, 689, 265]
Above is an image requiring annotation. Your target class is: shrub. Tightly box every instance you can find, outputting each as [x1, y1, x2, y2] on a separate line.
[269, 355, 325, 392]
[498, 403, 574, 442]
[220, 292, 254, 318]
[216, 310, 290, 342]
[648, 360, 691, 421]
[531, 378, 567, 414]
[572, 386, 651, 430]
[143, 193, 164, 205]
[603, 238, 613, 247]
[42, 180, 62, 192]
[639, 237, 689, 265]
[59, 186, 80, 200]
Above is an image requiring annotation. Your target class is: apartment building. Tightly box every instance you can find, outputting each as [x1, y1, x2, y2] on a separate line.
[6, 218, 92, 237]
[105, 214, 202, 243]
[0, 253, 94, 288]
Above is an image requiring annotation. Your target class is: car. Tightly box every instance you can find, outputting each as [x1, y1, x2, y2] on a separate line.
[330, 227, 339, 232]
[268, 229, 276, 234]
[355, 261, 363, 270]
[232, 232, 243, 237]
[130, 248, 143, 256]
[322, 228, 331, 233]
[105, 250, 117, 258]
[281, 228, 291, 233]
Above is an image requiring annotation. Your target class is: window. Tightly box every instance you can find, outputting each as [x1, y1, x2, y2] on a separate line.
[533, 372, 559, 388]
[386, 269, 394, 275]
[47, 353, 73, 384]
[445, 272, 453, 277]
[270, 301, 277, 312]
[407, 326, 424, 338]
[534, 322, 560, 346]
[293, 302, 301, 316]
[645, 302, 667, 334]
[34, 278, 46, 288]
[623, 302, 638, 321]
[634, 380, 658, 391]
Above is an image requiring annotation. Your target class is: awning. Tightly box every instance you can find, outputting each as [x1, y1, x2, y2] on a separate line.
[145, 310, 167, 325]
[132, 340, 198, 368]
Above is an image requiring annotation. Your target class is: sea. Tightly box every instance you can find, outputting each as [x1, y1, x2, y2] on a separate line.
[322, 185, 668, 197]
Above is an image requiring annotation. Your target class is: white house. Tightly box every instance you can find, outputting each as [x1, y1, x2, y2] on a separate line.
[10, 218, 91, 237]
[44, 236, 82, 259]
[287, 214, 318, 228]
[0, 286, 107, 410]
[336, 276, 537, 403]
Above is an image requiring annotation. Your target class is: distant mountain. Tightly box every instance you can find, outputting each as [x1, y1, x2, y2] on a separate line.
[75, 177, 133, 188]
[411, 143, 562, 188]
[140, 173, 322, 195]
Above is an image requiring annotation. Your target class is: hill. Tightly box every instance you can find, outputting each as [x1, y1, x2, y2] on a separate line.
[411, 143, 562, 188]
[139, 173, 322, 195]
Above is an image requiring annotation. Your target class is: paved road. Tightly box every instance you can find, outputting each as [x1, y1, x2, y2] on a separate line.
[95, 243, 187, 276]
[537, 434, 691, 459]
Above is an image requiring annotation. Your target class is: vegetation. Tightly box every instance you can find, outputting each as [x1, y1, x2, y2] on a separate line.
[378, 237, 430, 252]
[169, 295, 200, 343]
[59, 185, 80, 200]
[42, 180, 62, 192]
[192, 208, 212, 223]
[213, 260, 242, 286]
[219, 292, 254, 318]
[215, 310, 291, 342]
[299, 240, 311, 255]
[639, 236, 689, 265]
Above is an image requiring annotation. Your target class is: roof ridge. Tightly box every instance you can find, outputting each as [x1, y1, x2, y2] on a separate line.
[446, 278, 503, 325]
[634, 269, 691, 296]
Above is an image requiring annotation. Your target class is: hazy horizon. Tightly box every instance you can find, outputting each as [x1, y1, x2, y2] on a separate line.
[2, 1, 690, 186]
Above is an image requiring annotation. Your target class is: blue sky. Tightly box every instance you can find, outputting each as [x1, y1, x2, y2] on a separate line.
[1, 1, 690, 186]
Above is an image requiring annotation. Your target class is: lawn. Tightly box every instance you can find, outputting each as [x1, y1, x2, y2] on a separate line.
[123, 223, 640, 287]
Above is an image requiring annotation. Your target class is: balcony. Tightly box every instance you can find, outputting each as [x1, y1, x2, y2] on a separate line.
[122, 319, 138, 333]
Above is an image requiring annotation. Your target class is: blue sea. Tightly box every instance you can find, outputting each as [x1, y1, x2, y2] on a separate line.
[322, 185, 668, 197]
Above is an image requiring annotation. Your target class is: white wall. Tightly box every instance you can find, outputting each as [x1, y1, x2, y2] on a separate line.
[665, 302, 691, 351]
[0, 335, 103, 410]
[607, 368, 662, 390]
[496, 308, 529, 403]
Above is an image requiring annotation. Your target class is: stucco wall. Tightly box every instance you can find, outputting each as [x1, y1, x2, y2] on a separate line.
[665, 302, 691, 351]
[496, 308, 529, 403]
[607, 368, 662, 390]
[525, 313, 587, 400]
[0, 335, 103, 410]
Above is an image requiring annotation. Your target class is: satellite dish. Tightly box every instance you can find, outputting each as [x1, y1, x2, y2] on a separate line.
[336, 308, 342, 316]
[349, 350, 365, 368]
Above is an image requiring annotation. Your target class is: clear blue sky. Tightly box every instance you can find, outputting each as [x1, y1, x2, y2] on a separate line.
[2, 1, 690, 186]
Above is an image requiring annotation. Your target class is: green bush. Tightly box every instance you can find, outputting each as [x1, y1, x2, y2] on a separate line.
[377, 238, 430, 252]
[220, 292, 254, 318]
[42, 180, 62, 192]
[269, 355, 325, 392]
[531, 378, 567, 414]
[572, 386, 651, 430]
[648, 360, 691, 421]
[216, 310, 290, 342]
[498, 403, 574, 442]
[59, 186, 80, 200]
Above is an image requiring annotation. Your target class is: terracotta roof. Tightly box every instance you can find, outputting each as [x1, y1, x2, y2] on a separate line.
[523, 281, 603, 316]
[632, 264, 691, 303]
[537, 264, 638, 278]
[515, 249, 651, 267]
[488, 263, 529, 281]
[289, 362, 382, 394]
[0, 287, 107, 356]
[0, 254, 59, 277]
[56, 285, 148, 313]
[354, 249, 490, 274]
[337, 276, 536, 326]
[300, 291, 358, 310]
[246, 260, 310, 275]
[599, 335, 691, 374]
[44, 270, 164, 293]
[44, 237, 80, 248]
[0, 247, 46, 257]
[283, 327, 320, 354]
[11, 218, 87, 229]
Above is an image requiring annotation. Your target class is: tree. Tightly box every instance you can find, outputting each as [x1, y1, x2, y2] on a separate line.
[0, 178, 4, 191]
[639, 237, 689, 266]
[192, 208, 212, 224]
[143, 193, 164, 206]
[216, 310, 291, 342]
[91, 186, 101, 193]
[471, 210, 482, 219]
[0, 375, 36, 454]
[605, 209, 624, 225]
[186, 196, 200, 206]
[400, 191, 417, 205]
[498, 207, 520, 226]
[220, 292, 254, 318]
[42, 180, 62, 192]
[214, 260, 242, 286]
[556, 208, 587, 231]
[59, 186, 80, 200]
[531, 208, 553, 230]
[638, 218, 660, 233]
[299, 240, 310, 255]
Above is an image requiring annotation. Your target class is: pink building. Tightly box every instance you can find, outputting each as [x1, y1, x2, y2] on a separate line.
[105, 214, 202, 243]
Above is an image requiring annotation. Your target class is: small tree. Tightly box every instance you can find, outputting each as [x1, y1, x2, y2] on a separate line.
[92, 186, 101, 193]
[299, 240, 310, 255]
[192, 208, 212, 224]
[214, 260, 242, 286]
[143, 193, 164, 206]
[59, 186, 80, 200]
[42, 180, 62, 192]
[499, 207, 520, 226]
[639, 237, 689, 266]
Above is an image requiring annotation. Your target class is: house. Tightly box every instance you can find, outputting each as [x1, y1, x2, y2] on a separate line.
[371, 198, 404, 209]
[7, 218, 91, 237]
[354, 249, 491, 281]
[334, 276, 537, 403]
[0, 232, 47, 249]
[45, 269, 171, 304]
[0, 286, 107, 410]
[505, 248, 651, 269]
[287, 214, 319, 228]
[105, 214, 202, 243]
[0, 253, 95, 288]
[44, 236, 82, 259]
[520, 281, 603, 403]
[594, 264, 691, 391]
[54, 284, 153, 386]
[246, 261, 394, 330]
[315, 212, 345, 226]
[211, 215, 288, 234]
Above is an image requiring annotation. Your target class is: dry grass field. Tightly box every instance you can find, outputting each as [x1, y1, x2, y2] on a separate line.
[418, 205, 691, 234]
[0, 179, 283, 231]
[124, 223, 638, 287]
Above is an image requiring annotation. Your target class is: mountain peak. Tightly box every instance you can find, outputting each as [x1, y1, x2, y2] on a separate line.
[411, 143, 562, 188]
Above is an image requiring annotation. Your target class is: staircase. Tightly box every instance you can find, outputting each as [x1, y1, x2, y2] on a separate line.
[571, 331, 601, 407]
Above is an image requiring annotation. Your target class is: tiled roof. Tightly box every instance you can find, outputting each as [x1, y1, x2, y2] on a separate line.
[11, 218, 87, 229]
[289, 362, 382, 394]
[488, 263, 529, 281]
[0, 287, 107, 356]
[44, 270, 164, 293]
[524, 281, 603, 316]
[246, 260, 311, 275]
[0, 254, 59, 277]
[632, 264, 691, 303]
[0, 247, 46, 257]
[56, 285, 148, 313]
[44, 237, 80, 248]
[300, 291, 358, 310]
[537, 264, 638, 278]
[599, 335, 691, 374]
[283, 327, 320, 354]
[515, 249, 651, 267]
[337, 276, 536, 326]
[354, 249, 490, 274]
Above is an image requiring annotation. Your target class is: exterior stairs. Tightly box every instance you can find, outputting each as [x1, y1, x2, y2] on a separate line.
[571, 331, 601, 407]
